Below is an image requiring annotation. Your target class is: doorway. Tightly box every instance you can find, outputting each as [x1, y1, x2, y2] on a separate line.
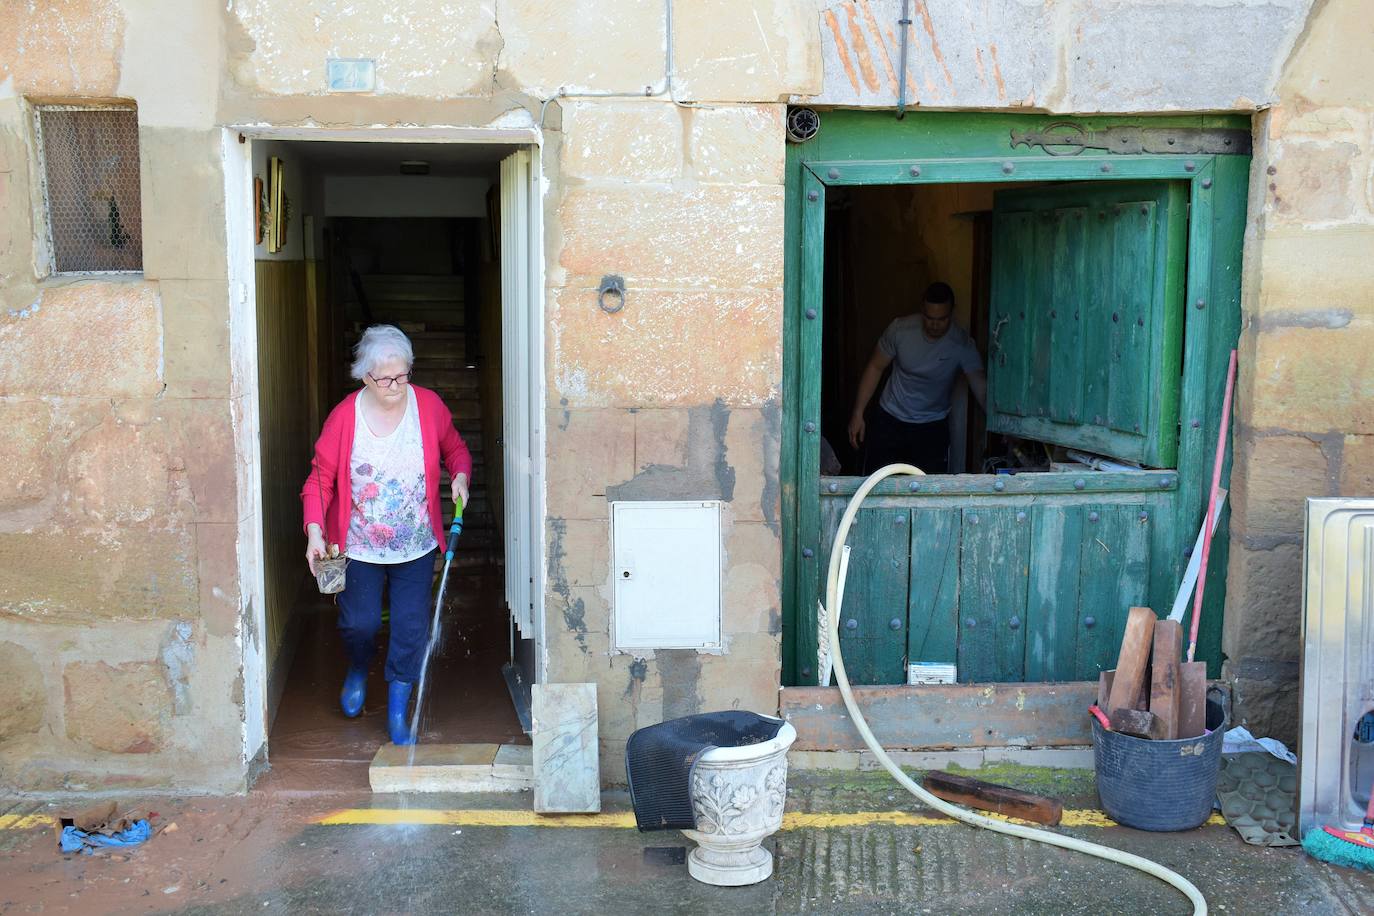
[781, 111, 1250, 689]
[230, 135, 545, 788]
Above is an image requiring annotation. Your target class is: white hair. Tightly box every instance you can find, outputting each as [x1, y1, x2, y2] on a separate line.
[350, 325, 414, 381]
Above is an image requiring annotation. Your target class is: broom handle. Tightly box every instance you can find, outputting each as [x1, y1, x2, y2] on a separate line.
[1188, 349, 1237, 663]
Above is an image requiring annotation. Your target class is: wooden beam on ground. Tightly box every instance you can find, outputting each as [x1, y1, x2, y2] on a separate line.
[922, 770, 1064, 826]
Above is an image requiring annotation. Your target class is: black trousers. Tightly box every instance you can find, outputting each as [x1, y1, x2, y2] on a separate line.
[863, 406, 950, 475]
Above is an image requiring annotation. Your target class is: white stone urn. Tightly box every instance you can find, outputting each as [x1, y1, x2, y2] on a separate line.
[682, 719, 797, 886]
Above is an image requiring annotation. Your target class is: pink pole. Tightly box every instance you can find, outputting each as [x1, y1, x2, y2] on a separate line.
[1188, 348, 1238, 663]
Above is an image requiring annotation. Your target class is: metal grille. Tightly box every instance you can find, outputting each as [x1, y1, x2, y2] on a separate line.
[35, 105, 143, 274]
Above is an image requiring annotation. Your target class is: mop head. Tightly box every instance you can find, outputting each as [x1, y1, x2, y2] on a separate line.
[1302, 826, 1374, 871]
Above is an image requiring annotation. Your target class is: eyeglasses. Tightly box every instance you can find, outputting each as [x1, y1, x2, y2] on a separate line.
[368, 371, 412, 389]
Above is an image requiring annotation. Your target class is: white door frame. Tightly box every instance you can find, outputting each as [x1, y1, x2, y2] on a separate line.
[222, 125, 548, 773]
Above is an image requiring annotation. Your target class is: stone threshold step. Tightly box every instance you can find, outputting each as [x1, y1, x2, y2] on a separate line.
[369, 742, 533, 793]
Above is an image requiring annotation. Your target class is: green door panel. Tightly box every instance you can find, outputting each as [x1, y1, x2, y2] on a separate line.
[988, 182, 1188, 467]
[823, 505, 910, 685]
[1024, 506, 1085, 682]
[957, 507, 1031, 682]
[1075, 504, 1153, 679]
[906, 508, 961, 669]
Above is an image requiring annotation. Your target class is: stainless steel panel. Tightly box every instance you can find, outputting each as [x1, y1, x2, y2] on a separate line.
[1299, 498, 1374, 835]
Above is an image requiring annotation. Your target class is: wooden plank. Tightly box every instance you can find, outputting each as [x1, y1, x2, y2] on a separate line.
[1076, 505, 1153, 679]
[794, 167, 827, 684]
[1047, 206, 1086, 424]
[1179, 661, 1208, 738]
[958, 508, 1030, 682]
[1107, 606, 1157, 714]
[1110, 707, 1167, 740]
[804, 156, 1222, 186]
[818, 471, 1176, 498]
[906, 508, 960, 669]
[988, 210, 1033, 418]
[780, 682, 1100, 751]
[1149, 618, 1184, 739]
[1108, 197, 1155, 439]
[1025, 506, 1083, 681]
[922, 771, 1064, 826]
[834, 508, 911, 685]
[1098, 669, 1150, 711]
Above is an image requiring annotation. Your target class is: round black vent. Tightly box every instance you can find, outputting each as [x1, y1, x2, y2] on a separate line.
[786, 107, 820, 144]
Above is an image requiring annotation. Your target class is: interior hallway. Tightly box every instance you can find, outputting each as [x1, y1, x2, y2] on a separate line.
[262, 565, 527, 793]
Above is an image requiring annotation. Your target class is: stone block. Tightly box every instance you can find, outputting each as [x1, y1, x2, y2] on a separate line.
[1340, 434, 1374, 496]
[0, 0, 124, 96]
[166, 399, 238, 524]
[723, 521, 782, 636]
[688, 105, 785, 185]
[1231, 434, 1330, 536]
[1267, 141, 1360, 226]
[229, 0, 498, 97]
[1228, 665, 1300, 750]
[696, 633, 781, 717]
[1221, 541, 1303, 661]
[0, 641, 45, 741]
[197, 522, 241, 639]
[0, 282, 161, 398]
[550, 288, 784, 408]
[548, 518, 609, 589]
[1255, 228, 1374, 324]
[723, 407, 779, 524]
[673, 0, 822, 101]
[0, 528, 196, 623]
[633, 409, 691, 471]
[0, 399, 54, 510]
[500, 0, 665, 96]
[65, 409, 175, 526]
[139, 128, 228, 280]
[1248, 326, 1374, 434]
[544, 408, 634, 519]
[555, 185, 785, 292]
[532, 682, 601, 813]
[561, 102, 681, 182]
[161, 279, 231, 398]
[63, 661, 170, 754]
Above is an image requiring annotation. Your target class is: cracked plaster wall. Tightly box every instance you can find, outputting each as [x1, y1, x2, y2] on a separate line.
[0, 0, 1351, 791]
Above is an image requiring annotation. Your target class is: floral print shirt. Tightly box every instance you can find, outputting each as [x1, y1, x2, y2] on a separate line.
[345, 387, 437, 564]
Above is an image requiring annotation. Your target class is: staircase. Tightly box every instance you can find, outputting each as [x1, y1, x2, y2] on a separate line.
[343, 273, 499, 567]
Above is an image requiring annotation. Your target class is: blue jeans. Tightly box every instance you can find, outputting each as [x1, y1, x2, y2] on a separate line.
[337, 550, 437, 683]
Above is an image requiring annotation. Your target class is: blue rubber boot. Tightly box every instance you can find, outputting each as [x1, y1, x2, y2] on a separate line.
[340, 665, 368, 718]
[387, 680, 415, 745]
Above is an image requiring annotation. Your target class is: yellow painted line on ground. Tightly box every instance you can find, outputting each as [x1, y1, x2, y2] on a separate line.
[314, 808, 1227, 830]
[0, 814, 55, 830]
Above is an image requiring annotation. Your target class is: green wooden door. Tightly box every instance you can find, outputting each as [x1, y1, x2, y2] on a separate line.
[987, 182, 1188, 468]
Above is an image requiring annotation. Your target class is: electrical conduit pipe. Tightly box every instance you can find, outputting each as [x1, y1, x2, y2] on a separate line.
[823, 464, 1207, 915]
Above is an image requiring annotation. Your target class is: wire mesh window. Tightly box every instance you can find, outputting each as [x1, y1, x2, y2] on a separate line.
[35, 105, 143, 274]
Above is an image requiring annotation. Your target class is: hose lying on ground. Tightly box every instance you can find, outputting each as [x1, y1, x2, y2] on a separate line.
[823, 464, 1207, 916]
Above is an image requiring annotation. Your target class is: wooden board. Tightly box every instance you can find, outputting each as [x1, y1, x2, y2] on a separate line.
[906, 508, 960, 669]
[1150, 619, 1184, 739]
[781, 682, 1098, 751]
[832, 507, 911, 684]
[958, 508, 1030, 682]
[1179, 661, 1208, 738]
[923, 770, 1063, 826]
[1108, 606, 1157, 714]
[1025, 506, 1084, 681]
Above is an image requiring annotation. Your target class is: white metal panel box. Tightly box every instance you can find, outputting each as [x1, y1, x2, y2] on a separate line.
[612, 501, 722, 650]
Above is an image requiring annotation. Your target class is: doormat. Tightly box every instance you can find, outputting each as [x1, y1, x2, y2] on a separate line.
[1216, 751, 1299, 847]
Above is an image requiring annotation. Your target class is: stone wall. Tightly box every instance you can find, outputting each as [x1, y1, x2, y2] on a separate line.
[1225, 0, 1374, 745]
[0, 0, 1352, 791]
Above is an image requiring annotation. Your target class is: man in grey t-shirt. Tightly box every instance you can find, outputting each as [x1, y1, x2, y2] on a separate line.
[847, 282, 987, 474]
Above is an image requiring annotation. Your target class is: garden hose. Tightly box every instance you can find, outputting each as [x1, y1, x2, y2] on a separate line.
[824, 464, 1207, 916]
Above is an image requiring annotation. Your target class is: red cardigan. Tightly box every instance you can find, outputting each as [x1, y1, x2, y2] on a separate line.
[301, 385, 473, 551]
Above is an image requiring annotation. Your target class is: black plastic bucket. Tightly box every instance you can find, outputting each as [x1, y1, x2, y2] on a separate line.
[1092, 698, 1227, 831]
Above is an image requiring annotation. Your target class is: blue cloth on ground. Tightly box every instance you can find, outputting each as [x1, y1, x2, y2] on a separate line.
[60, 819, 152, 854]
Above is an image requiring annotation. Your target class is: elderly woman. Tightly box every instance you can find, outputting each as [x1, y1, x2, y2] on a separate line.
[301, 324, 471, 745]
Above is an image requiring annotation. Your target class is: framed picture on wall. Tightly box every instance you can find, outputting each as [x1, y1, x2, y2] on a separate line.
[268, 156, 286, 253]
[254, 176, 266, 245]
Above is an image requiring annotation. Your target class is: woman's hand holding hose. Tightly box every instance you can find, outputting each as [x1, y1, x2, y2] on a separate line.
[451, 473, 469, 512]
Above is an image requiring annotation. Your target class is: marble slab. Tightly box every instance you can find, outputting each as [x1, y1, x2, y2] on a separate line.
[369, 742, 534, 793]
[532, 683, 601, 813]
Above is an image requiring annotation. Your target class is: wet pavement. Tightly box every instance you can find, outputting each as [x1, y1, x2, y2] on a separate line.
[3, 766, 1372, 914]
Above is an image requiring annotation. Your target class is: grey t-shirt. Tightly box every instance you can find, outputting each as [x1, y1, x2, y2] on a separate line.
[876, 317, 982, 424]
